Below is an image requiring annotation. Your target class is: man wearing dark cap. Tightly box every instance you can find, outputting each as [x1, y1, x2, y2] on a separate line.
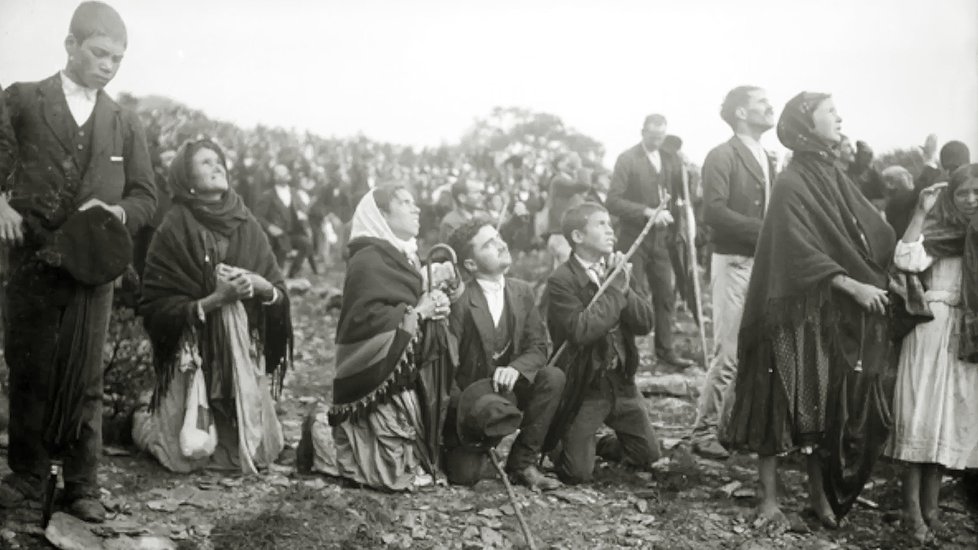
[445, 220, 564, 490]
[0, 2, 156, 522]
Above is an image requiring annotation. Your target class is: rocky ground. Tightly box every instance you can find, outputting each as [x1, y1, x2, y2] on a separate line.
[1, 260, 976, 550]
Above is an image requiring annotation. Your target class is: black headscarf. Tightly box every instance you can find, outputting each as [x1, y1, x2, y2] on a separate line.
[167, 139, 249, 236]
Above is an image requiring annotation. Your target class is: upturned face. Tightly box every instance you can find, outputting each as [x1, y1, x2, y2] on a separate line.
[465, 225, 512, 277]
[811, 98, 843, 144]
[191, 146, 229, 194]
[574, 210, 616, 256]
[382, 189, 421, 240]
[743, 89, 776, 131]
[65, 34, 125, 89]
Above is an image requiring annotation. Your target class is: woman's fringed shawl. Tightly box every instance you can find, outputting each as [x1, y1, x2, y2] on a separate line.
[140, 140, 292, 409]
[327, 237, 424, 424]
[724, 92, 897, 518]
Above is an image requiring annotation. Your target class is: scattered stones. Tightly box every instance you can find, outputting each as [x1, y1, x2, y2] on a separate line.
[45, 512, 103, 550]
[718, 480, 742, 498]
[636, 373, 694, 397]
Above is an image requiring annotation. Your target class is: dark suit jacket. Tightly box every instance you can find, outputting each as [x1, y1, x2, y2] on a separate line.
[606, 143, 683, 250]
[255, 187, 306, 238]
[448, 277, 548, 391]
[702, 137, 777, 256]
[546, 257, 653, 381]
[0, 84, 15, 184]
[3, 74, 156, 236]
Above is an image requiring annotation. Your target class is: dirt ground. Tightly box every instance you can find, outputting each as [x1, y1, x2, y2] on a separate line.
[1, 261, 977, 550]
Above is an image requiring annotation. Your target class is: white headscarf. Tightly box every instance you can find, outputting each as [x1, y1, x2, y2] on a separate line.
[350, 189, 419, 265]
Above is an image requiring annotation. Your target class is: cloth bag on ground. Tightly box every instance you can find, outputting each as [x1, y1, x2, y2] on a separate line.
[179, 366, 218, 460]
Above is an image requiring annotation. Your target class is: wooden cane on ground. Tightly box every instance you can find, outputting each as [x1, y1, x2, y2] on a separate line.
[488, 447, 538, 550]
[543, 203, 667, 370]
[679, 164, 710, 368]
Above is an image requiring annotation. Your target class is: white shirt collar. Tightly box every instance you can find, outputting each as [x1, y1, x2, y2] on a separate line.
[274, 185, 292, 207]
[475, 275, 505, 294]
[574, 253, 606, 284]
[60, 71, 97, 102]
[60, 71, 98, 126]
[475, 275, 506, 326]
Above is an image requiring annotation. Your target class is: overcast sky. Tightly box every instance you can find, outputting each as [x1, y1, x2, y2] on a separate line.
[2, 0, 976, 165]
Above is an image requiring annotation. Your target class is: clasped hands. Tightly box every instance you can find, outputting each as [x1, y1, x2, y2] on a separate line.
[213, 263, 274, 305]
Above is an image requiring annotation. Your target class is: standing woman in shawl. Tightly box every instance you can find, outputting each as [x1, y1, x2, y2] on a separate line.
[884, 164, 978, 542]
[722, 93, 896, 528]
[134, 138, 292, 473]
[303, 186, 454, 491]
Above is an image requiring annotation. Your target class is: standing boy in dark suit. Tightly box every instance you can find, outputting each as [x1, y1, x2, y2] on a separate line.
[545, 202, 660, 484]
[445, 220, 564, 490]
[606, 114, 693, 368]
[0, 1, 156, 522]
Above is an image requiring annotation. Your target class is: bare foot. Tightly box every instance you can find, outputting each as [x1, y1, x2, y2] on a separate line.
[901, 514, 931, 544]
[923, 512, 948, 539]
[754, 502, 791, 533]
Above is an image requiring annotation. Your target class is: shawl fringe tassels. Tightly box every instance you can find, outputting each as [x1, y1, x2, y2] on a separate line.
[327, 336, 419, 426]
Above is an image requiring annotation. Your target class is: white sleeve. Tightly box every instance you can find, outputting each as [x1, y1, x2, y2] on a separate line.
[893, 236, 935, 273]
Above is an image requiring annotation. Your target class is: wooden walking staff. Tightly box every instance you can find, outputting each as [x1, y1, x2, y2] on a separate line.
[543, 202, 668, 370]
[679, 163, 710, 368]
[488, 447, 538, 550]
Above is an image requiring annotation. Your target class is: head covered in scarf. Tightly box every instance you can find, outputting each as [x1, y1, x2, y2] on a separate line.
[168, 138, 249, 236]
[777, 92, 836, 157]
[921, 163, 978, 258]
[349, 186, 419, 264]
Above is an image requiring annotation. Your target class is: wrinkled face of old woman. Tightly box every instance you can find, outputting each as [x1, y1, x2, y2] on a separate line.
[191, 146, 229, 195]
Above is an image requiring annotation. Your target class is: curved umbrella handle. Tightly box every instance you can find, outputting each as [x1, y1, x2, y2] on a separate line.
[425, 243, 459, 293]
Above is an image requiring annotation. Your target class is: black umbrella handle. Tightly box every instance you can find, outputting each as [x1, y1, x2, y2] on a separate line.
[41, 461, 61, 528]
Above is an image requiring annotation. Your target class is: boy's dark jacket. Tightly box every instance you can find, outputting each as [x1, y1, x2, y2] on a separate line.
[543, 256, 654, 450]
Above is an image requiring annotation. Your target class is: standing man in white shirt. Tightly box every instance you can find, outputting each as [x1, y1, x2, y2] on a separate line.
[691, 86, 777, 459]
[606, 114, 694, 369]
[255, 163, 315, 277]
[0, 1, 156, 522]
[444, 220, 565, 491]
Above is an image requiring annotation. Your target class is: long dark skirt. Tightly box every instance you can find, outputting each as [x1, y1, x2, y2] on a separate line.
[722, 305, 896, 518]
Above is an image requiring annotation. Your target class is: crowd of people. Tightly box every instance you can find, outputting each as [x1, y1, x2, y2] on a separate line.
[0, 2, 975, 547]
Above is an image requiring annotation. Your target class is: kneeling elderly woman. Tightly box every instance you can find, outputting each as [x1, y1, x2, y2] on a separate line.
[134, 138, 292, 474]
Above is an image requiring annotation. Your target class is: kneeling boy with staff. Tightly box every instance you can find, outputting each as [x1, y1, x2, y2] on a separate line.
[544, 202, 662, 483]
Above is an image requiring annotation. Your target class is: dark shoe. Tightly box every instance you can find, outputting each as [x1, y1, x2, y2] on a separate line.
[67, 498, 106, 523]
[692, 439, 730, 460]
[511, 465, 562, 492]
[0, 473, 41, 508]
[656, 351, 694, 368]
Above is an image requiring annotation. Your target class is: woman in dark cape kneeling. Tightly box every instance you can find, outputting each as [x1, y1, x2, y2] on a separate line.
[134, 138, 292, 474]
[721, 92, 897, 527]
